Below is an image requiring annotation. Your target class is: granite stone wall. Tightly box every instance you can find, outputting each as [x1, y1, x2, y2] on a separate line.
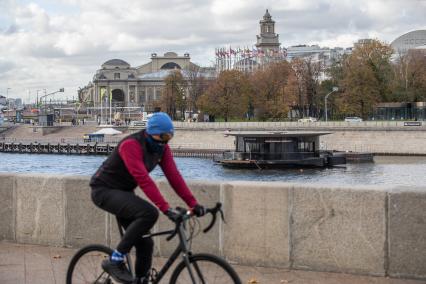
[170, 123, 426, 155]
[1, 173, 425, 279]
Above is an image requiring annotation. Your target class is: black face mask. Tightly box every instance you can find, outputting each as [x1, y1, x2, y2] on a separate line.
[146, 135, 166, 153]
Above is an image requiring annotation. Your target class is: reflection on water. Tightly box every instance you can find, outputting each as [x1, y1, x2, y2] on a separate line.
[373, 155, 426, 164]
[1, 153, 426, 187]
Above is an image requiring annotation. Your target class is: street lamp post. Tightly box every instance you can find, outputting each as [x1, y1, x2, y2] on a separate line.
[39, 88, 64, 116]
[324, 87, 338, 122]
[6, 88, 11, 109]
[182, 95, 186, 121]
[36, 90, 41, 107]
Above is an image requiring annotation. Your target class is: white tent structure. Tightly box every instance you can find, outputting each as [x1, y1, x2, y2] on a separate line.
[92, 128, 122, 135]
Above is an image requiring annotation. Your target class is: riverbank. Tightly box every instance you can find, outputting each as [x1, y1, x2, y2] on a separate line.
[2, 123, 426, 155]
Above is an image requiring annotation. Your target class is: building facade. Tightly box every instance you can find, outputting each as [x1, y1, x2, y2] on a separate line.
[391, 30, 426, 55]
[215, 10, 351, 75]
[216, 10, 286, 73]
[79, 52, 215, 118]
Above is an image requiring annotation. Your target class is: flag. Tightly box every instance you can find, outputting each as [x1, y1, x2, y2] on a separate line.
[100, 87, 106, 99]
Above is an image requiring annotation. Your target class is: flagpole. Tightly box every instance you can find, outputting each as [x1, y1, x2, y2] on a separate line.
[100, 88, 103, 124]
[109, 90, 112, 125]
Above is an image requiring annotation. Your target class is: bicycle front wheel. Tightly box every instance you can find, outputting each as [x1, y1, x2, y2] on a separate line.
[66, 244, 114, 284]
[169, 253, 241, 284]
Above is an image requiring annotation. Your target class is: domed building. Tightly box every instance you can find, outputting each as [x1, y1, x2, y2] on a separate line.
[79, 52, 215, 117]
[391, 30, 426, 55]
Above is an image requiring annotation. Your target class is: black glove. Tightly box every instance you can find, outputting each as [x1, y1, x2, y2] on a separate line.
[192, 204, 206, 217]
[165, 208, 181, 222]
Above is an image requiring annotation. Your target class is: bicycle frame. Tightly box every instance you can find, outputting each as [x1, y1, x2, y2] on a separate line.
[116, 216, 199, 283]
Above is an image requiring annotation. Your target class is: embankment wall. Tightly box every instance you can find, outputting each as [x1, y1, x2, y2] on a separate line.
[1, 173, 426, 279]
[171, 128, 426, 155]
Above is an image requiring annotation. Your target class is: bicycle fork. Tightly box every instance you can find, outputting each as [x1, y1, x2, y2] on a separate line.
[178, 227, 206, 284]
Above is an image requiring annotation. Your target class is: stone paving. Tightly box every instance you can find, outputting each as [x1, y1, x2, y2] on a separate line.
[1, 242, 425, 284]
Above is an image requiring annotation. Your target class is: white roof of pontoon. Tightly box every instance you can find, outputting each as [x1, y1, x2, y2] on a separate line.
[92, 128, 122, 135]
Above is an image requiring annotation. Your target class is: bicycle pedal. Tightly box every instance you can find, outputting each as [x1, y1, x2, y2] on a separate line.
[149, 267, 158, 281]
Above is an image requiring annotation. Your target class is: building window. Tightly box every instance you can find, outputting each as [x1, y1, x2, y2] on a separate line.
[114, 73, 120, 79]
[129, 86, 136, 104]
[148, 88, 154, 101]
[138, 90, 146, 103]
[298, 141, 314, 152]
[155, 88, 162, 100]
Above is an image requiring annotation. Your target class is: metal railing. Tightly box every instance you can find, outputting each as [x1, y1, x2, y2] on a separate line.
[0, 138, 232, 150]
[0, 137, 122, 145]
[168, 142, 233, 150]
[222, 151, 317, 161]
[172, 121, 425, 129]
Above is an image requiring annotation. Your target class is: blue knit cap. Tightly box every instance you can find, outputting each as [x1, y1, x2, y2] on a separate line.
[146, 112, 174, 135]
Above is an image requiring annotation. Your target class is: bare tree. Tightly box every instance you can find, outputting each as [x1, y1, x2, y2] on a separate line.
[187, 65, 210, 117]
[290, 57, 322, 118]
[160, 71, 186, 120]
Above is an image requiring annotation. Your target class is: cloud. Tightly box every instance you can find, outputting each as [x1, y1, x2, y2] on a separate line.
[0, 59, 15, 75]
[0, 0, 424, 101]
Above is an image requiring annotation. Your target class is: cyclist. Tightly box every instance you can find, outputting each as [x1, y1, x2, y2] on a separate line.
[90, 112, 206, 284]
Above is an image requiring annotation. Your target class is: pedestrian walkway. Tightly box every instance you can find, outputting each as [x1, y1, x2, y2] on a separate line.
[0, 241, 425, 284]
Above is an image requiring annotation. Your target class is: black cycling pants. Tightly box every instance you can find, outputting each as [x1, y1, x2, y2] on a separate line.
[91, 187, 159, 277]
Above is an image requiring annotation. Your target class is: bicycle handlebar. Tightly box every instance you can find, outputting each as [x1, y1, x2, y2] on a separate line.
[203, 202, 224, 233]
[165, 202, 224, 241]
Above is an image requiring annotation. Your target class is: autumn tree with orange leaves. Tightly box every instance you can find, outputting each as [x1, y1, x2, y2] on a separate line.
[197, 70, 251, 122]
[250, 61, 298, 120]
[334, 39, 394, 118]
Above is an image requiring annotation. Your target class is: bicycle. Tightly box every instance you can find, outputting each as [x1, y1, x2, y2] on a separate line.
[66, 202, 242, 283]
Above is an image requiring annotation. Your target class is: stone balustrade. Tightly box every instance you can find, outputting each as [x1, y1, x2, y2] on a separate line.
[1, 173, 425, 280]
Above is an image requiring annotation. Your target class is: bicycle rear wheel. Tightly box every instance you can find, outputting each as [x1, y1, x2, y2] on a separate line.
[169, 253, 241, 284]
[66, 244, 115, 284]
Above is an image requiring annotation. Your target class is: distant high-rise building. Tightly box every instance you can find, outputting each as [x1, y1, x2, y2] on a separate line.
[354, 38, 375, 48]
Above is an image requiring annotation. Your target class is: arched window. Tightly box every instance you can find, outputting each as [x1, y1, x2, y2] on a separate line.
[111, 89, 125, 106]
[160, 62, 182, 69]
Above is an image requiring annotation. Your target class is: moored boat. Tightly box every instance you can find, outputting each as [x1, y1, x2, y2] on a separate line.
[216, 130, 346, 169]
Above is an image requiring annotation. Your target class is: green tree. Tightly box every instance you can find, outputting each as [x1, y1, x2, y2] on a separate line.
[197, 70, 251, 122]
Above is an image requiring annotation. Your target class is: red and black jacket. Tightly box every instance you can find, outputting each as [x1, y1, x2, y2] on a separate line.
[90, 130, 197, 213]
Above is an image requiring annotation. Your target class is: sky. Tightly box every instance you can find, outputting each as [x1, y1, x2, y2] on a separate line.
[0, 0, 425, 103]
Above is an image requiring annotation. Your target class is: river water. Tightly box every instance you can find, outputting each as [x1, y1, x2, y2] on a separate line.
[0, 152, 425, 187]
